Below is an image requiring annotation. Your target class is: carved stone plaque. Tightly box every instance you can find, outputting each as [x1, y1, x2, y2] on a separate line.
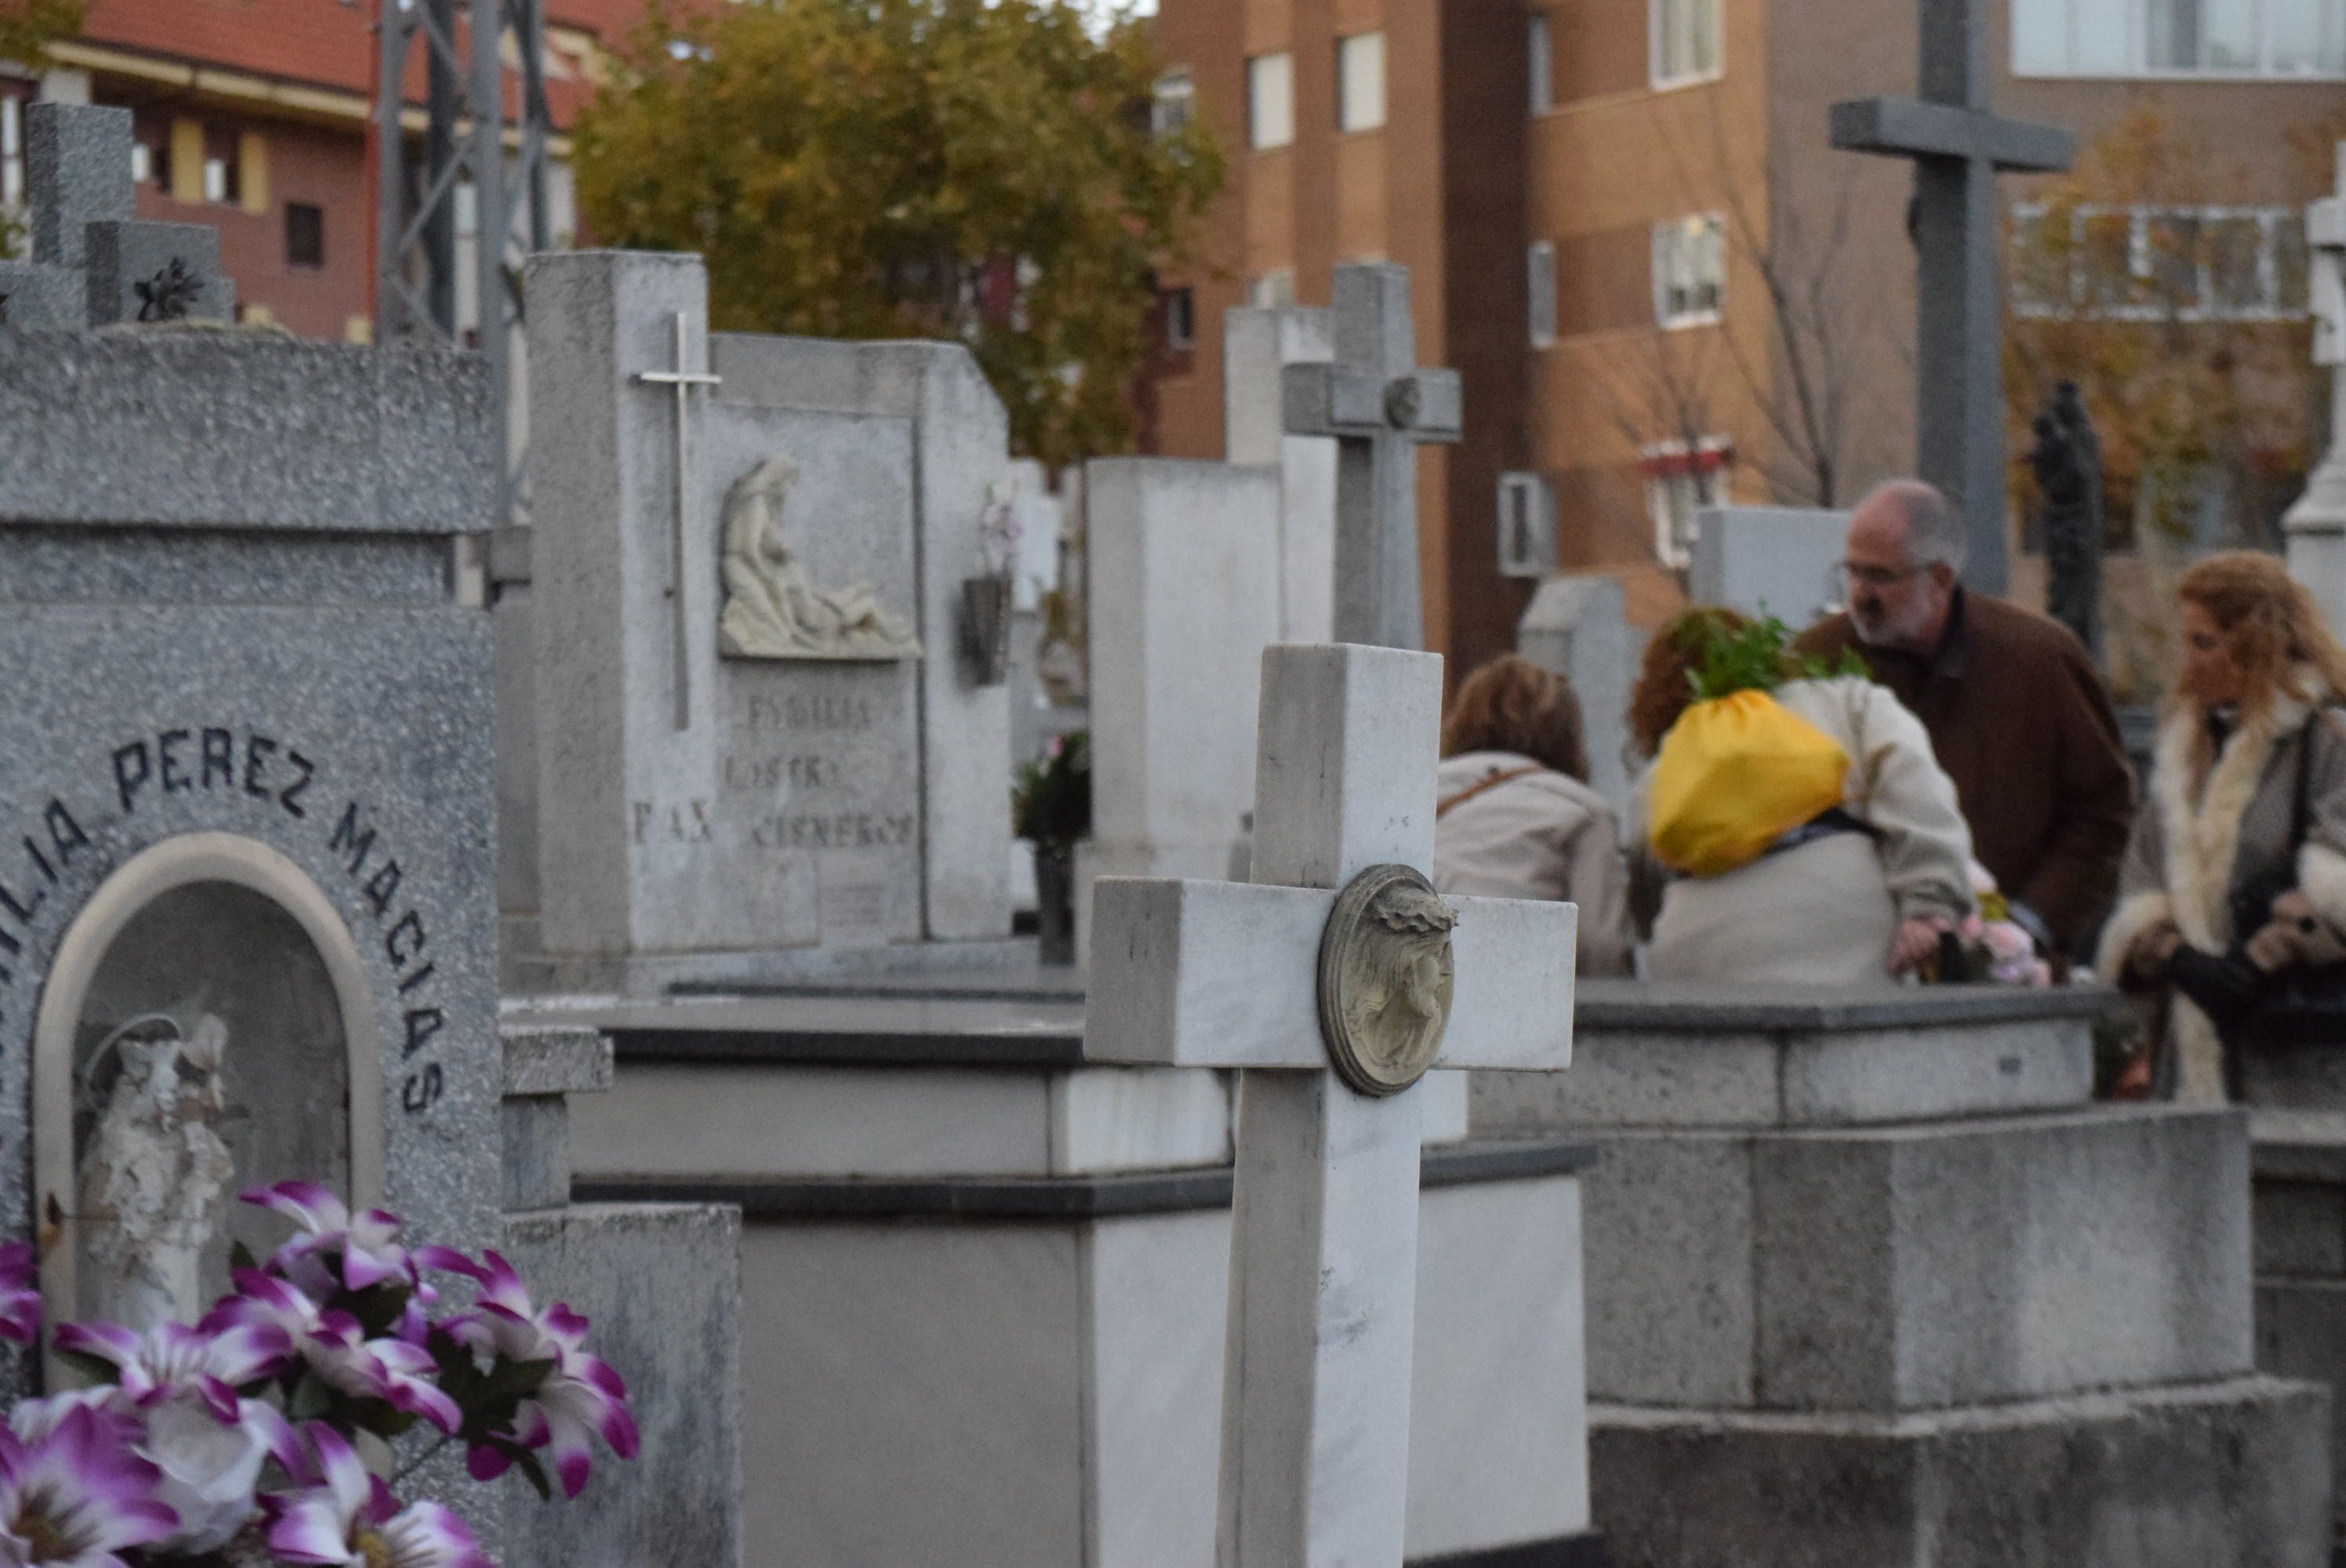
[718, 456, 922, 662]
[1314, 863, 1458, 1097]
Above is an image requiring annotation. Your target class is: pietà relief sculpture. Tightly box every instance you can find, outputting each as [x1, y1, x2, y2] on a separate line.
[718, 456, 921, 662]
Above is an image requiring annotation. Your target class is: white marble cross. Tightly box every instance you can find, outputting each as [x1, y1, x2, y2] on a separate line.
[2310, 145, 2344, 376]
[1088, 642, 1576, 1568]
[635, 310, 722, 731]
[1280, 267, 1462, 652]
[2286, 145, 2346, 600]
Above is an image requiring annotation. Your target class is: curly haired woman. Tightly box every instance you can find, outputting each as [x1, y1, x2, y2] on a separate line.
[2098, 553, 2346, 1102]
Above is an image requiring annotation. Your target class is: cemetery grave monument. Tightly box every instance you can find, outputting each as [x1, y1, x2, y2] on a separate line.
[516, 249, 1019, 993]
[2286, 143, 2346, 630]
[0, 105, 739, 1566]
[1089, 641, 1582, 1566]
[1476, 982, 2333, 1566]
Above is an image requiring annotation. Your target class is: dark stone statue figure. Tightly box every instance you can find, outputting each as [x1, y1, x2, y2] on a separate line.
[2028, 379, 2104, 664]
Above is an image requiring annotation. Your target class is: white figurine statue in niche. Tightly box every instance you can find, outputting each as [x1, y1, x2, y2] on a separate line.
[76, 1012, 237, 1330]
[718, 456, 921, 662]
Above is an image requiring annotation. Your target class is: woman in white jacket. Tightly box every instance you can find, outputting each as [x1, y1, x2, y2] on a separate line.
[1433, 655, 1634, 976]
[1629, 610, 1977, 985]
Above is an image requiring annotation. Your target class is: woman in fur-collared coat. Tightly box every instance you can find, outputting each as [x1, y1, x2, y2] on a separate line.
[2097, 553, 2346, 1103]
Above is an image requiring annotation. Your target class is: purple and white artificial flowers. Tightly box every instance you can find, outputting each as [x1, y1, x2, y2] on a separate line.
[0, 1186, 634, 1564]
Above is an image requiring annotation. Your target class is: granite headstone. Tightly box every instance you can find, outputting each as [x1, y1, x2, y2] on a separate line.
[521, 252, 1017, 990]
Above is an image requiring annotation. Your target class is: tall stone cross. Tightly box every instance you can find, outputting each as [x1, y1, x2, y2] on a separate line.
[634, 310, 721, 731]
[1281, 267, 1462, 649]
[1831, 0, 2075, 596]
[1089, 642, 1576, 1566]
[2284, 144, 2346, 625]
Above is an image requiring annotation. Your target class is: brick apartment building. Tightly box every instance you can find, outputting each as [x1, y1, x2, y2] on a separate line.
[0, 0, 637, 343]
[1143, 0, 2346, 678]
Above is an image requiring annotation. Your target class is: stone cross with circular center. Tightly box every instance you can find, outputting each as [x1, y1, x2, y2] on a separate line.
[1280, 267, 1462, 652]
[1088, 641, 1578, 1567]
[1829, 0, 2075, 596]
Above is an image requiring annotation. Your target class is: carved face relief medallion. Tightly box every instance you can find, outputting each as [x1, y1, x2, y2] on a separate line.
[1384, 375, 1422, 431]
[1315, 863, 1458, 1098]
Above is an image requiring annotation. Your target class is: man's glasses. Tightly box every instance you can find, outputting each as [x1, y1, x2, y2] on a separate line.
[1832, 561, 1929, 591]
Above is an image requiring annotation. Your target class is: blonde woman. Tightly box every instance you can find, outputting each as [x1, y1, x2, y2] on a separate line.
[2099, 552, 2346, 1102]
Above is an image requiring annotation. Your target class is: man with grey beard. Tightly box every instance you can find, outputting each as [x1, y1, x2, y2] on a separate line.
[1796, 480, 2134, 960]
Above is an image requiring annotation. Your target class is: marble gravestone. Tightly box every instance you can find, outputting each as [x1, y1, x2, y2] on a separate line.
[1518, 575, 1642, 816]
[1225, 304, 1337, 643]
[2285, 143, 2346, 632]
[1073, 458, 1282, 965]
[0, 107, 499, 1356]
[1689, 504, 1850, 628]
[521, 252, 1018, 993]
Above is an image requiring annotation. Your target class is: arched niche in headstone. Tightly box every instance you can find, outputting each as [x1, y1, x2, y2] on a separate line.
[30, 832, 384, 1352]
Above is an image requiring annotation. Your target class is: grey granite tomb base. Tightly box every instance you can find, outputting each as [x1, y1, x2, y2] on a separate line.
[1473, 981, 2333, 1568]
[2253, 1108, 2346, 1554]
[1591, 1377, 2329, 1568]
[494, 1022, 743, 1568]
[499, 1203, 742, 1568]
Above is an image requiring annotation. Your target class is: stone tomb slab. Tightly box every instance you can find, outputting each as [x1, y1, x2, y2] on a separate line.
[1473, 980, 2106, 1132]
[1574, 1106, 2253, 1413]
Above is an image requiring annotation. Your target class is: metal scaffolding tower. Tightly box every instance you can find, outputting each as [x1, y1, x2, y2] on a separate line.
[372, 0, 554, 516]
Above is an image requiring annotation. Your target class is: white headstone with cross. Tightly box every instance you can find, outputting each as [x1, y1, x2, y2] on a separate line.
[2286, 144, 2346, 632]
[1283, 267, 1462, 650]
[1088, 641, 1577, 1566]
[521, 250, 1014, 978]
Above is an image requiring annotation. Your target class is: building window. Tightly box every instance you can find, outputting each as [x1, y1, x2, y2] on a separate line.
[286, 202, 325, 270]
[2012, 203, 2312, 320]
[2015, 0, 2344, 76]
[1528, 13, 1553, 113]
[1652, 0, 1723, 86]
[1643, 438, 1732, 568]
[1337, 32, 1385, 132]
[1527, 240, 1557, 347]
[1163, 286, 1196, 350]
[1152, 71, 1195, 136]
[1654, 214, 1727, 327]
[1497, 472, 1556, 579]
[1247, 53, 1295, 150]
[1250, 269, 1296, 307]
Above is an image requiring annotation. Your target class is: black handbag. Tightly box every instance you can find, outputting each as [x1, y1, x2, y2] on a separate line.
[2170, 713, 2346, 1051]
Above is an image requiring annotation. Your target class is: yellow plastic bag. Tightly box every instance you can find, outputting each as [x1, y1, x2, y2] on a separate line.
[1648, 689, 1850, 878]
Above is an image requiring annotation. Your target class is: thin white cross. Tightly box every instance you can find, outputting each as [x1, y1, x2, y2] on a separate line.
[1088, 642, 1578, 1568]
[635, 310, 721, 731]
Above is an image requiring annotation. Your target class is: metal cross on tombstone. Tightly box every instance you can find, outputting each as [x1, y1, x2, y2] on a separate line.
[1282, 267, 1462, 650]
[634, 310, 722, 731]
[1831, 0, 2075, 597]
[1089, 641, 1576, 1567]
